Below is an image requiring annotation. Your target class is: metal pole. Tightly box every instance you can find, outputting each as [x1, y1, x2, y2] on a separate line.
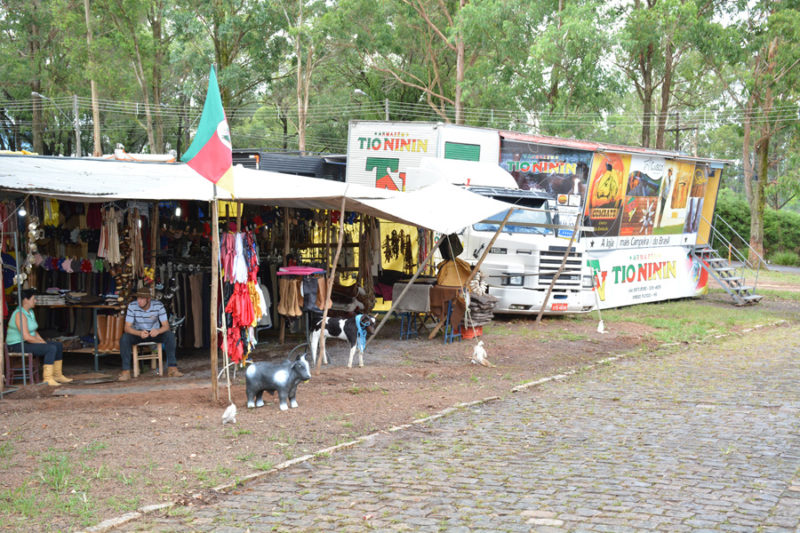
[13, 232, 27, 385]
[384, 99, 389, 121]
[210, 191, 220, 402]
[73, 95, 81, 157]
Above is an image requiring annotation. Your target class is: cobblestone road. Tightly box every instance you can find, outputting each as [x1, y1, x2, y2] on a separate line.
[118, 327, 800, 532]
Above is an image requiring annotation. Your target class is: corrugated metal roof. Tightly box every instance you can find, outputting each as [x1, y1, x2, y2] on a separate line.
[499, 130, 731, 164]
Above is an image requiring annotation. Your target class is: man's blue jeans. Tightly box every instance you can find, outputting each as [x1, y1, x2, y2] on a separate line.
[119, 331, 177, 370]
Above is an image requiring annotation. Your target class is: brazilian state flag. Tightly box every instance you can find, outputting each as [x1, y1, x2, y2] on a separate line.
[181, 65, 234, 194]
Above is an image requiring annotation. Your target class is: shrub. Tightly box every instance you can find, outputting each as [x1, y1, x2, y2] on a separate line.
[769, 250, 800, 266]
[713, 189, 800, 257]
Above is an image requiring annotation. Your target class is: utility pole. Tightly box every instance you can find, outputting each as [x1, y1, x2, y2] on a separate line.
[664, 111, 695, 153]
[72, 95, 81, 157]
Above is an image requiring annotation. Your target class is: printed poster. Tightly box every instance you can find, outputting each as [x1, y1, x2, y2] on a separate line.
[583, 152, 631, 238]
[684, 163, 710, 234]
[586, 246, 709, 310]
[620, 155, 666, 237]
[499, 140, 594, 239]
[654, 160, 694, 235]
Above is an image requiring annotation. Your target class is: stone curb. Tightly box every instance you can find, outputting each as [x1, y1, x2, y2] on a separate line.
[78, 318, 789, 532]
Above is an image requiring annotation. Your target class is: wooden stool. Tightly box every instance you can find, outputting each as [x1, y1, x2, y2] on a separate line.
[3, 343, 40, 386]
[132, 342, 163, 378]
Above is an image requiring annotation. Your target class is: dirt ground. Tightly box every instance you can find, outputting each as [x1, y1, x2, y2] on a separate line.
[1, 289, 798, 532]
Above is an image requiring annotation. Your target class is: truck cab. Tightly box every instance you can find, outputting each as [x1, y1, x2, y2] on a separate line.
[460, 186, 595, 314]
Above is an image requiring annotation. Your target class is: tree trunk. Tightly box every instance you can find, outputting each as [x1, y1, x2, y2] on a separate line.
[150, 5, 165, 153]
[454, 0, 467, 125]
[131, 32, 156, 152]
[655, 40, 674, 150]
[638, 43, 654, 148]
[31, 88, 44, 155]
[84, 0, 102, 156]
[30, 2, 43, 155]
[749, 137, 767, 264]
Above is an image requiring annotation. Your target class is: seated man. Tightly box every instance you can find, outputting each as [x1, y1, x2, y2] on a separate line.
[118, 288, 183, 381]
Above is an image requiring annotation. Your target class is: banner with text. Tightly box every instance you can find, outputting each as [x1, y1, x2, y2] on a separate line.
[498, 139, 593, 239]
[586, 246, 709, 309]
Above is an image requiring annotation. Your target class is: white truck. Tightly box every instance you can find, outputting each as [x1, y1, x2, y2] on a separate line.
[346, 121, 595, 314]
[346, 120, 725, 313]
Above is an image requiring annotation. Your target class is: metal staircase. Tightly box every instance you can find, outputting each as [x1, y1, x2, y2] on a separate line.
[693, 215, 764, 306]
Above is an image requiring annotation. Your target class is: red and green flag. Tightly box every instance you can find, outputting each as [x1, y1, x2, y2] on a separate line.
[181, 65, 234, 194]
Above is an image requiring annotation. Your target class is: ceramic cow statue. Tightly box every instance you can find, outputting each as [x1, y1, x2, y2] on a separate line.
[245, 353, 312, 411]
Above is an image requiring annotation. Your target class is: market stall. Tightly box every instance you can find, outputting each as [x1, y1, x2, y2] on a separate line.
[0, 154, 510, 397]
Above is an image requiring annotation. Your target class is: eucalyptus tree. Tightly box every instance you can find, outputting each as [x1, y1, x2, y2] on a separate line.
[614, 0, 722, 149]
[700, 0, 800, 262]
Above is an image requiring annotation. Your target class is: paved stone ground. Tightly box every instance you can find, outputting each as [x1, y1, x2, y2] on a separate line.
[115, 326, 800, 532]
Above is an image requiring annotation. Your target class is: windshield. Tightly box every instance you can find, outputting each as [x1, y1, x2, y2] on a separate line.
[473, 207, 552, 235]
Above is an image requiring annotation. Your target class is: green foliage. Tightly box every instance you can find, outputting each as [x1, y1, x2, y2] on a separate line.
[769, 250, 800, 266]
[712, 188, 800, 256]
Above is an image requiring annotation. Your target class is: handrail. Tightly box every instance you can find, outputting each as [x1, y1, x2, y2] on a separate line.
[701, 214, 763, 291]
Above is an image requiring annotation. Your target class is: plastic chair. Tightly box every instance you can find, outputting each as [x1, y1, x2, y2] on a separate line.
[132, 342, 163, 377]
[4, 343, 40, 386]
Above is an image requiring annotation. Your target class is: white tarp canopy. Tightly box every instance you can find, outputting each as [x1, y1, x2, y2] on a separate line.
[0, 154, 508, 234]
[404, 157, 518, 190]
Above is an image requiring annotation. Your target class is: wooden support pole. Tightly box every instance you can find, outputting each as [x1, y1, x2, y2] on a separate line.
[150, 202, 159, 268]
[210, 198, 220, 402]
[279, 207, 290, 344]
[535, 213, 582, 324]
[316, 195, 347, 372]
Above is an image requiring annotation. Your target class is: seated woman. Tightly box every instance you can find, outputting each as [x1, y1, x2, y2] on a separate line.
[6, 289, 71, 386]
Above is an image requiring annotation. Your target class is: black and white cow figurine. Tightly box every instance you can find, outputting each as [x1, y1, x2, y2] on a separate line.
[245, 353, 312, 411]
[309, 313, 376, 368]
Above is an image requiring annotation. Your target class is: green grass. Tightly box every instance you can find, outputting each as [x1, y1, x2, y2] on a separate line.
[603, 299, 779, 344]
[0, 442, 13, 459]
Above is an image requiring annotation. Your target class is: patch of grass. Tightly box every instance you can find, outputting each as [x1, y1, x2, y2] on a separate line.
[0, 441, 13, 459]
[225, 428, 252, 438]
[216, 466, 234, 477]
[40, 452, 72, 493]
[0, 484, 41, 518]
[603, 300, 779, 343]
[81, 441, 108, 457]
[236, 452, 254, 462]
[414, 411, 430, 420]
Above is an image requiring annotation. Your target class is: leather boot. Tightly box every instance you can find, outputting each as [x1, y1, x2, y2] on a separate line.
[112, 315, 124, 351]
[42, 364, 61, 387]
[292, 279, 303, 317]
[167, 366, 184, 378]
[95, 315, 108, 352]
[52, 360, 73, 383]
[117, 369, 131, 382]
[101, 314, 115, 352]
[277, 278, 290, 316]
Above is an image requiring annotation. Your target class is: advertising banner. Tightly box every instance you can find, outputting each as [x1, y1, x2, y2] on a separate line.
[620, 155, 666, 237]
[583, 152, 631, 239]
[346, 122, 439, 190]
[498, 140, 594, 239]
[655, 159, 694, 234]
[685, 163, 710, 234]
[586, 246, 709, 309]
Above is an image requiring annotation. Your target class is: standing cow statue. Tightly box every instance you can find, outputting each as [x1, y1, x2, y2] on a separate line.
[245, 353, 312, 411]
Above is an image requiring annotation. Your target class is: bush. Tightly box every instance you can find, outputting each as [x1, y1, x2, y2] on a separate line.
[712, 189, 800, 257]
[769, 250, 800, 266]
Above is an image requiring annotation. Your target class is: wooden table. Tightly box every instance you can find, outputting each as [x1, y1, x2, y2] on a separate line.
[39, 304, 124, 371]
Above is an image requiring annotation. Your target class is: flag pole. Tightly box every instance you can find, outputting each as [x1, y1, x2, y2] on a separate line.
[210, 186, 220, 401]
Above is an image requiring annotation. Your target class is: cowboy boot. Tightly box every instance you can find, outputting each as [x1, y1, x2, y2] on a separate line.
[52, 360, 73, 383]
[112, 315, 124, 351]
[104, 314, 116, 351]
[42, 364, 61, 387]
[277, 278, 290, 316]
[291, 279, 303, 317]
[95, 315, 108, 352]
